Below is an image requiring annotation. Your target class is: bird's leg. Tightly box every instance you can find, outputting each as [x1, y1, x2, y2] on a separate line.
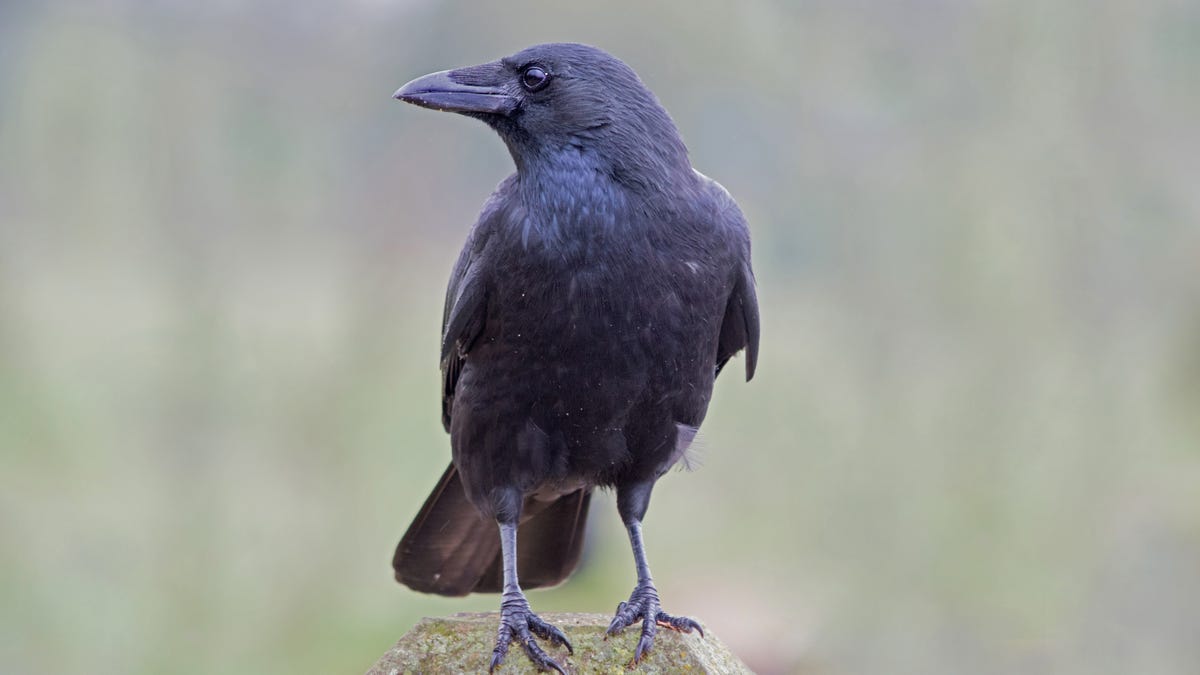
[606, 481, 704, 663]
[489, 516, 572, 674]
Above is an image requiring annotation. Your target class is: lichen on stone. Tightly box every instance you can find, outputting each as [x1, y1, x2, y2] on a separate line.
[366, 612, 753, 674]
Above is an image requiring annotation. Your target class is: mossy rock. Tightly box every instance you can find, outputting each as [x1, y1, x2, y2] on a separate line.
[367, 611, 752, 674]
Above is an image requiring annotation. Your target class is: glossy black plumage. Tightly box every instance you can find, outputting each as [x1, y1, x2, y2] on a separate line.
[390, 43, 759, 671]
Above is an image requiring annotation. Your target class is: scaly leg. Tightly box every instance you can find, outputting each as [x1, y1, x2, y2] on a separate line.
[489, 519, 572, 673]
[606, 482, 703, 663]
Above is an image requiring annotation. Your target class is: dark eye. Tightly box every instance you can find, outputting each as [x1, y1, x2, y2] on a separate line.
[521, 66, 550, 92]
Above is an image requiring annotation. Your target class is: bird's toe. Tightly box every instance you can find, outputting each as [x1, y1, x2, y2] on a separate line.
[633, 617, 658, 664]
[491, 602, 570, 673]
[608, 583, 703, 663]
[528, 613, 573, 654]
[606, 600, 641, 635]
[655, 611, 704, 637]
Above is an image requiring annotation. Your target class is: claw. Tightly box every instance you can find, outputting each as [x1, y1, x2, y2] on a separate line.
[490, 621, 512, 673]
[518, 636, 566, 674]
[529, 614, 573, 654]
[606, 599, 641, 636]
[608, 582, 702, 664]
[656, 612, 704, 637]
[634, 619, 657, 663]
[605, 616, 625, 635]
[489, 600, 570, 673]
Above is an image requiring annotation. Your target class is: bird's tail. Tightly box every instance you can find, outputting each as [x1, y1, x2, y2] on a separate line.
[392, 464, 592, 596]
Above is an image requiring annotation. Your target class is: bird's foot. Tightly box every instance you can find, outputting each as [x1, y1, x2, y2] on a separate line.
[605, 581, 703, 664]
[489, 592, 572, 674]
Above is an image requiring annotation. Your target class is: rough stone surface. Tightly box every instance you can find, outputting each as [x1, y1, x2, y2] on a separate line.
[367, 612, 753, 674]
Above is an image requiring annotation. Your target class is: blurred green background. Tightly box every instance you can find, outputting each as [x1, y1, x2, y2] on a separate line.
[3, 1, 1199, 673]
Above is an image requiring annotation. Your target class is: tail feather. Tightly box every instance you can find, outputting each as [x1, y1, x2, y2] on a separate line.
[392, 464, 498, 596]
[471, 486, 593, 593]
[393, 464, 592, 596]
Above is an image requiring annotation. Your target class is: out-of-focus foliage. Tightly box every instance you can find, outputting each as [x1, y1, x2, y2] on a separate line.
[2, 1, 1199, 673]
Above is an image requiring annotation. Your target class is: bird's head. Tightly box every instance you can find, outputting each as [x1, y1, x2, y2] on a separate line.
[394, 43, 689, 186]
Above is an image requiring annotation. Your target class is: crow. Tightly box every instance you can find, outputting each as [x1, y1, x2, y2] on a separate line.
[390, 43, 759, 672]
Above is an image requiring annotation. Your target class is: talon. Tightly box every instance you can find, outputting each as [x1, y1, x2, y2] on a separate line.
[655, 612, 704, 637]
[517, 635, 564, 673]
[529, 616, 573, 653]
[606, 615, 626, 636]
[634, 624, 656, 663]
[608, 583, 701, 663]
[491, 602, 571, 673]
[521, 640, 566, 674]
[490, 630, 511, 672]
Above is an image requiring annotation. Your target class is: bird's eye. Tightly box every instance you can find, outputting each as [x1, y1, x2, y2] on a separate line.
[521, 66, 550, 92]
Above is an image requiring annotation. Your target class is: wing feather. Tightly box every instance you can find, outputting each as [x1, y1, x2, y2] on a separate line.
[439, 176, 518, 430]
[705, 175, 760, 382]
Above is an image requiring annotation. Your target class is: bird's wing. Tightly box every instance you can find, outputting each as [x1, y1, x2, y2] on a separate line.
[716, 258, 760, 381]
[439, 176, 515, 430]
[708, 179, 760, 382]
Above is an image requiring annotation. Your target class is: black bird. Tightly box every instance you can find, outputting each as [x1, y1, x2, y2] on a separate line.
[390, 43, 759, 672]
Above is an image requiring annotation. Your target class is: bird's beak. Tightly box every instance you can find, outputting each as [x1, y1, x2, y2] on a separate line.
[393, 65, 517, 116]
